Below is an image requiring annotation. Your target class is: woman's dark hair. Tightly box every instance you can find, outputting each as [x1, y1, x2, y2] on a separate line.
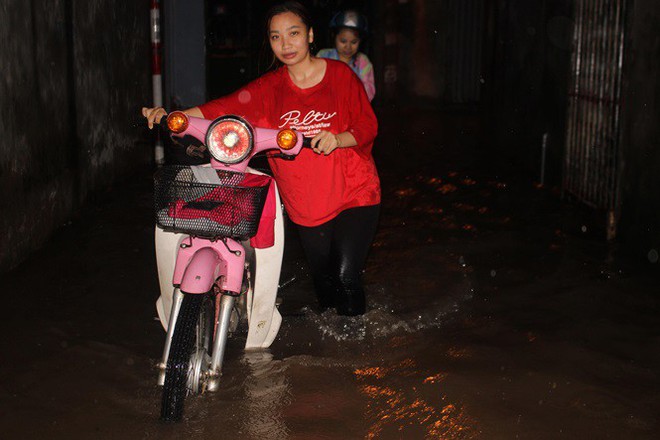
[262, 1, 315, 70]
[264, 1, 313, 35]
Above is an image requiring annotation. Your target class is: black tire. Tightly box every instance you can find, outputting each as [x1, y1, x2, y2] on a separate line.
[160, 293, 204, 422]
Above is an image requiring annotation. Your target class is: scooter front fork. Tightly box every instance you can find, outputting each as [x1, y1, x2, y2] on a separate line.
[207, 293, 235, 392]
[156, 290, 236, 390]
[157, 288, 185, 386]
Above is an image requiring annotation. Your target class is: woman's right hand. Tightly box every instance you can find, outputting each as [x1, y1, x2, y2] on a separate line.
[142, 106, 167, 129]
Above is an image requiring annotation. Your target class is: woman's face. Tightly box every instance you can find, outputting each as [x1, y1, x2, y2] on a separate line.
[335, 28, 360, 60]
[269, 12, 313, 66]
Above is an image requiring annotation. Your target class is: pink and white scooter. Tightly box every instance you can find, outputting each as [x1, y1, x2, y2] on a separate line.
[153, 111, 306, 421]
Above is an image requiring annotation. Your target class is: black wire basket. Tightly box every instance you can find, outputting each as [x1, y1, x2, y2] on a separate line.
[154, 166, 270, 239]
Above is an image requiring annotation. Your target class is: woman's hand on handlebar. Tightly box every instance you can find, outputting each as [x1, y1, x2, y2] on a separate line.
[309, 131, 358, 155]
[310, 130, 342, 156]
[142, 107, 167, 129]
[141, 106, 205, 129]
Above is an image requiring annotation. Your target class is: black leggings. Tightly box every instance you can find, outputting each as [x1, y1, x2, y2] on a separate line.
[296, 204, 380, 316]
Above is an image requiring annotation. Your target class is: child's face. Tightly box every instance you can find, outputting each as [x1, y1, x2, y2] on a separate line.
[335, 28, 360, 60]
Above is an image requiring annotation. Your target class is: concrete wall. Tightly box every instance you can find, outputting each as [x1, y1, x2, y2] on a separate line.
[0, 0, 152, 271]
[618, 0, 660, 261]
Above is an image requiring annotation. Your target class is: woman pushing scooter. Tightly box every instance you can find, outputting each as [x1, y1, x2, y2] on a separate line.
[144, 1, 380, 317]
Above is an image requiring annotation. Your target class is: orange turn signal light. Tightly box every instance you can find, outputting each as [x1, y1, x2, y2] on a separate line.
[166, 111, 189, 134]
[276, 129, 298, 150]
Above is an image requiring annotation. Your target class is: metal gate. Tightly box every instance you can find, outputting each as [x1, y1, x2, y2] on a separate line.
[563, 0, 627, 230]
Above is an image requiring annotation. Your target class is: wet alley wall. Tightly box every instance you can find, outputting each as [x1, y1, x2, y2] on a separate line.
[0, 0, 152, 271]
[617, 0, 660, 259]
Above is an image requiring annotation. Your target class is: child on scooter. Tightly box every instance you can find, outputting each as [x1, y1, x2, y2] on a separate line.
[143, 1, 379, 317]
[317, 10, 375, 102]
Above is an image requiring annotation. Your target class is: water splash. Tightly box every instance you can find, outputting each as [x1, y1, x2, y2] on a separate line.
[300, 285, 472, 343]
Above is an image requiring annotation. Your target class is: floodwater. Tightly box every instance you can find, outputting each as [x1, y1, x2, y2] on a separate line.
[1, 109, 658, 439]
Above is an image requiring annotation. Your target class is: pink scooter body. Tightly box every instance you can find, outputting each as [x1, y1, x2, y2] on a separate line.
[156, 113, 305, 419]
[165, 114, 302, 297]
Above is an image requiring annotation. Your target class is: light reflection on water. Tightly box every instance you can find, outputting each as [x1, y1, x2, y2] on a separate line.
[355, 359, 476, 439]
[228, 282, 475, 439]
[239, 347, 477, 439]
[240, 351, 291, 439]
[231, 218, 480, 439]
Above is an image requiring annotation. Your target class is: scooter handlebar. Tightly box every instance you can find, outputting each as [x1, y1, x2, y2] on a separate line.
[146, 110, 312, 161]
[158, 116, 170, 132]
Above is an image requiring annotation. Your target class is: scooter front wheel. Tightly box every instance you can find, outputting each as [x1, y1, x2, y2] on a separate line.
[160, 293, 206, 421]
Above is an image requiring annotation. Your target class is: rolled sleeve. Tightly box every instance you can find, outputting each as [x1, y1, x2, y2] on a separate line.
[347, 73, 378, 154]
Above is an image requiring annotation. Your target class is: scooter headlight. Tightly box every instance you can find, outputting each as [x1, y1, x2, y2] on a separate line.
[206, 116, 253, 164]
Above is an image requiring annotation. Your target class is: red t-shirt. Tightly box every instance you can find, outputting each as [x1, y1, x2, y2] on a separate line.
[198, 59, 380, 227]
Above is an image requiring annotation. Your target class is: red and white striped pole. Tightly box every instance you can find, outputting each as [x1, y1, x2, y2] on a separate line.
[151, 0, 165, 165]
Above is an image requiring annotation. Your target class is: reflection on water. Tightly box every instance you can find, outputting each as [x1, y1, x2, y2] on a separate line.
[241, 351, 290, 439]
[355, 359, 475, 439]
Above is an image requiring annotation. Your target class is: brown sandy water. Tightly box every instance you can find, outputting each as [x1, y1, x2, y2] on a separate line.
[1, 109, 658, 439]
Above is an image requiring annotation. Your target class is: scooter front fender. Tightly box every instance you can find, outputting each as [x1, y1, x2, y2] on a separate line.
[179, 247, 224, 294]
